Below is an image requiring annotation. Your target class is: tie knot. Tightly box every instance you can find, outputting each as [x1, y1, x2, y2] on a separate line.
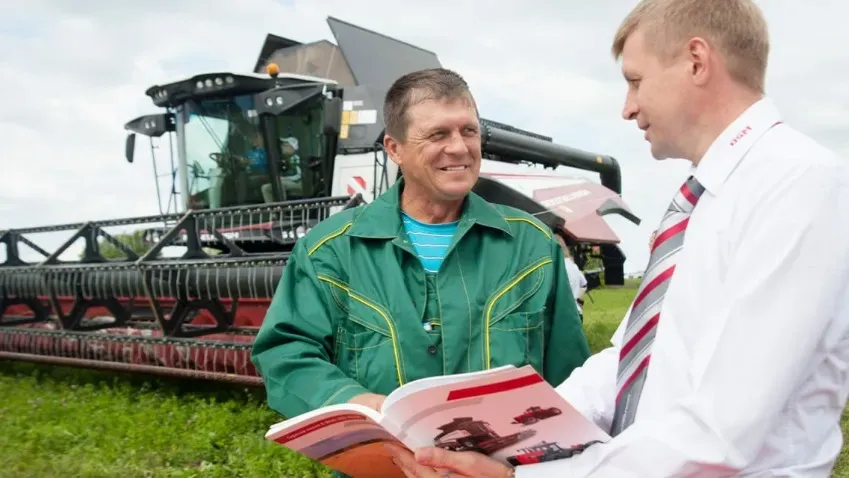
[676, 175, 705, 212]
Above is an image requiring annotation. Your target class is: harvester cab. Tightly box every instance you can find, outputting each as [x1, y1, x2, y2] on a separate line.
[123, 68, 354, 255]
[128, 71, 342, 210]
[0, 15, 641, 385]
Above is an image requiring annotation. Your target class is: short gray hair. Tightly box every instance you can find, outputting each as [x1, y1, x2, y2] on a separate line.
[383, 68, 476, 141]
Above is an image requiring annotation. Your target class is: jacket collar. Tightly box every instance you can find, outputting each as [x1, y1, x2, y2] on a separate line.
[346, 177, 514, 239]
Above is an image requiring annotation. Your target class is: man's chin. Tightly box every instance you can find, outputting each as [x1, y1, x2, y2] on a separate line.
[436, 185, 474, 202]
[648, 141, 686, 161]
[649, 145, 672, 161]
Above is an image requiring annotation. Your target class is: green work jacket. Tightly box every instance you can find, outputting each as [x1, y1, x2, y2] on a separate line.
[251, 179, 591, 421]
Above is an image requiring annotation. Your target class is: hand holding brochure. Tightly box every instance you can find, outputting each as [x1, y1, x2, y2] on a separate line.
[265, 365, 609, 478]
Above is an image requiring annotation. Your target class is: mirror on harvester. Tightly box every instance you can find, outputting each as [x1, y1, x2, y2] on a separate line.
[125, 133, 136, 163]
[323, 97, 342, 136]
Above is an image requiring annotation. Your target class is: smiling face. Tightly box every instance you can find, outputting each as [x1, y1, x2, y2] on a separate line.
[620, 29, 700, 161]
[385, 93, 482, 203]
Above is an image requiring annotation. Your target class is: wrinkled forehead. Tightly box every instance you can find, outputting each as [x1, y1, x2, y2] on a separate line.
[407, 94, 479, 130]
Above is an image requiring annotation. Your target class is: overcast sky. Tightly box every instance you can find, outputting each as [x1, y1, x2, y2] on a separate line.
[0, 0, 846, 273]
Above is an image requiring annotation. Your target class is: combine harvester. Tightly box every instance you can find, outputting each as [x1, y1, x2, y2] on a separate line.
[0, 17, 640, 386]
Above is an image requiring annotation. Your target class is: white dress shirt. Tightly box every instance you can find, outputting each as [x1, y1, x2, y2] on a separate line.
[515, 98, 849, 477]
[564, 257, 588, 311]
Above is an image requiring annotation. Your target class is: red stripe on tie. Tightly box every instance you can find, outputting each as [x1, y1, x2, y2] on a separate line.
[651, 217, 689, 253]
[619, 313, 660, 360]
[617, 355, 651, 403]
[632, 265, 675, 310]
[681, 183, 698, 205]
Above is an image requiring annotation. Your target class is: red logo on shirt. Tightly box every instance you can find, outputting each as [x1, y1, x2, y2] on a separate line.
[729, 126, 752, 147]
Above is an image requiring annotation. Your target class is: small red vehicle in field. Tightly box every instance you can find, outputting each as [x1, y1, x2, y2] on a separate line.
[510, 406, 562, 425]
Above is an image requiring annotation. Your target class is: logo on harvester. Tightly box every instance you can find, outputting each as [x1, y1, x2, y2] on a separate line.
[346, 176, 367, 196]
[539, 189, 590, 214]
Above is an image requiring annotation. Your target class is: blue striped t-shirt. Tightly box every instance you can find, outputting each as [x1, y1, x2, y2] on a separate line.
[401, 212, 458, 274]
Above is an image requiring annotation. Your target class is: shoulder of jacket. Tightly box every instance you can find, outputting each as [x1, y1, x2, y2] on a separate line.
[298, 205, 362, 256]
[492, 203, 553, 241]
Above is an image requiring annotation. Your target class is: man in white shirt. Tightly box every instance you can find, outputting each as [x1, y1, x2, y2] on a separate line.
[386, 0, 849, 476]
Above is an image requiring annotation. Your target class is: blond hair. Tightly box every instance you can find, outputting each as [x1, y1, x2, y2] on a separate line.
[611, 0, 770, 93]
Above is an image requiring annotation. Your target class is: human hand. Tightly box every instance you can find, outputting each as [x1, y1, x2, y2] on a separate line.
[347, 392, 386, 412]
[384, 443, 514, 478]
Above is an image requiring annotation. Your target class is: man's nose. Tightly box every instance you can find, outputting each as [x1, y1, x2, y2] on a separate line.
[622, 98, 638, 121]
[445, 131, 469, 154]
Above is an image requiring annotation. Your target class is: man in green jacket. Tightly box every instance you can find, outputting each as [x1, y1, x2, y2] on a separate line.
[251, 68, 590, 421]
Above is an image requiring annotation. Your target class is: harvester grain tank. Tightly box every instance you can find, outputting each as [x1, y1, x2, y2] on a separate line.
[0, 16, 640, 384]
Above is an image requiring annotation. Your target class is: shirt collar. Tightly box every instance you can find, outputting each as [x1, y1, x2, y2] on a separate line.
[346, 177, 513, 239]
[693, 97, 783, 195]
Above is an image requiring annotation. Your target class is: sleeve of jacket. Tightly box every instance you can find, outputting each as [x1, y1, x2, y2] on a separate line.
[543, 238, 592, 386]
[250, 239, 369, 418]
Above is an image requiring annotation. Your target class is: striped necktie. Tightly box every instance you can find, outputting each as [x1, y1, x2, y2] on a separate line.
[609, 175, 706, 436]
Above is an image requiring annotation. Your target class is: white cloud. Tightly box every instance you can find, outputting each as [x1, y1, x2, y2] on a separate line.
[0, 0, 846, 272]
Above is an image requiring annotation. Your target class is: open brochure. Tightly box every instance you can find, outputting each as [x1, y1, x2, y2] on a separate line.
[265, 364, 609, 478]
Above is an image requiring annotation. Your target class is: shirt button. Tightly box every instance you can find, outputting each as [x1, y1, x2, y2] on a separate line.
[427, 345, 438, 355]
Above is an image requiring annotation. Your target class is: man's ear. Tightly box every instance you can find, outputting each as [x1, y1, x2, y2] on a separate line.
[383, 133, 403, 167]
[686, 36, 711, 87]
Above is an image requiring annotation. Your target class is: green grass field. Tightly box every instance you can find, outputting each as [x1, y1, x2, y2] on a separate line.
[1, 280, 847, 477]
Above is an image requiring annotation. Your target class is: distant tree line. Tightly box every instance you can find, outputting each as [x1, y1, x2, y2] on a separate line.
[76, 230, 153, 261]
